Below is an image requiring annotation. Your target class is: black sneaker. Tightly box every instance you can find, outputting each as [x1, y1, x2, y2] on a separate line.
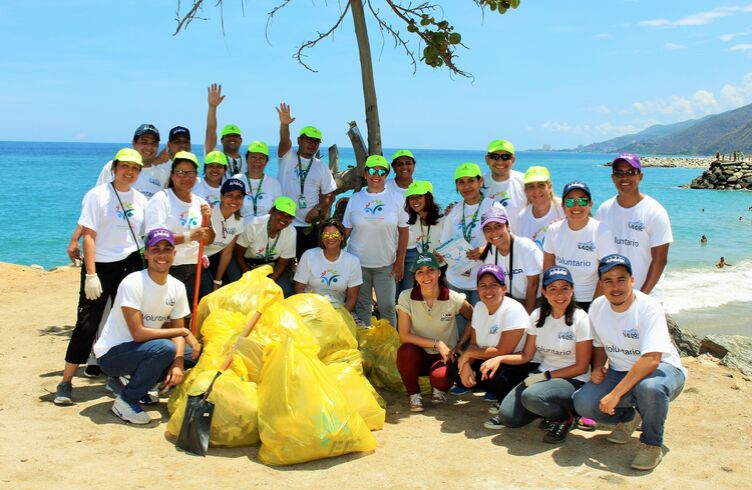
[538, 418, 553, 431]
[543, 417, 574, 444]
[483, 415, 505, 430]
[84, 364, 102, 378]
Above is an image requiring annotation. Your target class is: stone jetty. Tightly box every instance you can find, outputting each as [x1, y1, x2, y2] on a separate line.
[690, 159, 752, 190]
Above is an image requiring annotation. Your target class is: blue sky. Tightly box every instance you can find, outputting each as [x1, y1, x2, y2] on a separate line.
[2, 0, 752, 150]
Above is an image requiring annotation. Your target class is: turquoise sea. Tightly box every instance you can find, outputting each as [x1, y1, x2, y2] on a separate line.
[1, 141, 749, 335]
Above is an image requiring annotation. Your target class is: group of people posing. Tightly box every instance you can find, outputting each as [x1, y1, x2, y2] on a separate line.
[54, 85, 685, 471]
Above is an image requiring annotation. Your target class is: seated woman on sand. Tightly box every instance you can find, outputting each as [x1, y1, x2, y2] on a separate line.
[395, 253, 473, 413]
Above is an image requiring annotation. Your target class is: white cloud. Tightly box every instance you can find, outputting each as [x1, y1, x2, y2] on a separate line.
[640, 19, 671, 27]
[640, 4, 752, 28]
[719, 31, 749, 41]
[540, 121, 642, 136]
[663, 43, 687, 50]
[594, 33, 612, 39]
[631, 90, 718, 117]
[592, 105, 612, 114]
[720, 72, 752, 105]
[692, 90, 719, 108]
[730, 43, 752, 50]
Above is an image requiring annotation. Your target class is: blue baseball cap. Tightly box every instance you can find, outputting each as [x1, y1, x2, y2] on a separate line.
[598, 254, 633, 276]
[477, 263, 506, 285]
[542, 266, 574, 287]
[561, 181, 591, 199]
[133, 124, 160, 141]
[221, 178, 246, 195]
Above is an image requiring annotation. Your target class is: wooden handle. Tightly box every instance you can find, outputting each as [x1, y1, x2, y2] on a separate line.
[219, 310, 262, 371]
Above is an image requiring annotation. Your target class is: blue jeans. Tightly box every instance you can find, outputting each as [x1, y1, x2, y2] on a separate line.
[396, 248, 418, 299]
[572, 362, 685, 446]
[97, 340, 197, 404]
[499, 376, 584, 427]
[446, 284, 479, 338]
[356, 265, 396, 327]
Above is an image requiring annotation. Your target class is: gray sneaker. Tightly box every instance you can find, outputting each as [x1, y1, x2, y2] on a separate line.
[607, 412, 642, 444]
[112, 396, 151, 425]
[54, 382, 73, 405]
[631, 443, 663, 470]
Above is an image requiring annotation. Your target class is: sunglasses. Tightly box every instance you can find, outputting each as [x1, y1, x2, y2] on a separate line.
[612, 168, 640, 177]
[564, 197, 590, 208]
[487, 153, 513, 161]
[367, 167, 388, 176]
[174, 170, 198, 177]
[322, 231, 342, 239]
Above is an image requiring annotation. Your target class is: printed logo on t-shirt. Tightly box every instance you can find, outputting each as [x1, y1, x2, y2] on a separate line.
[255, 246, 275, 259]
[628, 220, 645, 232]
[294, 166, 310, 179]
[364, 200, 385, 216]
[489, 190, 511, 207]
[205, 194, 220, 208]
[319, 269, 340, 286]
[558, 330, 575, 341]
[165, 296, 176, 307]
[440, 312, 453, 322]
[488, 324, 500, 334]
[116, 202, 135, 221]
[179, 210, 199, 228]
[622, 328, 639, 339]
[577, 240, 595, 252]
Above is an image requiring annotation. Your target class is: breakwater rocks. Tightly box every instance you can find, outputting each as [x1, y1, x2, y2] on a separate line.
[668, 316, 752, 376]
[604, 156, 711, 168]
[690, 160, 752, 190]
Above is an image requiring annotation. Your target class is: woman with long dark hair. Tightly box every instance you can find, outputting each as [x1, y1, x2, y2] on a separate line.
[401, 180, 445, 292]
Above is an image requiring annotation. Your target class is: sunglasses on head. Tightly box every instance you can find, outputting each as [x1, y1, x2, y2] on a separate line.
[564, 197, 590, 208]
[367, 167, 388, 176]
[612, 168, 640, 177]
[322, 231, 342, 239]
[487, 153, 513, 161]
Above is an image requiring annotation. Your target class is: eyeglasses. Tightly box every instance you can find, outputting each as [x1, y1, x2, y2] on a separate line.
[564, 197, 590, 208]
[367, 167, 388, 176]
[487, 153, 513, 161]
[174, 170, 198, 177]
[612, 168, 640, 177]
[322, 231, 342, 239]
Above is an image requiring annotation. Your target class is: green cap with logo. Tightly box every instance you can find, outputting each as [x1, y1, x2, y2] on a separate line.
[487, 139, 515, 155]
[247, 140, 269, 157]
[365, 154, 390, 171]
[405, 180, 434, 198]
[299, 126, 322, 140]
[523, 165, 551, 184]
[204, 150, 228, 166]
[412, 252, 441, 271]
[221, 124, 242, 137]
[173, 151, 199, 168]
[114, 148, 143, 166]
[273, 196, 297, 217]
[454, 162, 482, 180]
[391, 149, 415, 162]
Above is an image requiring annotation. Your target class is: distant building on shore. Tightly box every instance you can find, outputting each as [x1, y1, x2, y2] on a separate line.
[542, 144, 552, 151]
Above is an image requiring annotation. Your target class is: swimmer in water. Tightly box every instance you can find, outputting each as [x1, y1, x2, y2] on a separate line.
[700, 235, 707, 245]
[716, 257, 732, 268]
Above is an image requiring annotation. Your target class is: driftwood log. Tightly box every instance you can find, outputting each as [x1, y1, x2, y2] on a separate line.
[323, 121, 368, 222]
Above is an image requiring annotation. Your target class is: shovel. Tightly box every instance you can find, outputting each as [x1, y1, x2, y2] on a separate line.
[176, 309, 262, 455]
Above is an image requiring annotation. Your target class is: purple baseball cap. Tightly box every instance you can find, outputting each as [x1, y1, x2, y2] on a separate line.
[146, 228, 175, 248]
[477, 263, 506, 285]
[612, 152, 641, 170]
[481, 207, 509, 228]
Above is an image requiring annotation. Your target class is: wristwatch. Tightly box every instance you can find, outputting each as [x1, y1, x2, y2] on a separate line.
[544, 370, 552, 380]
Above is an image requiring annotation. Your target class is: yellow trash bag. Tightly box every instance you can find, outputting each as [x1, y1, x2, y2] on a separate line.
[326, 363, 386, 430]
[199, 309, 247, 345]
[335, 306, 358, 339]
[194, 266, 283, 331]
[257, 338, 377, 466]
[283, 294, 358, 360]
[320, 348, 364, 374]
[167, 370, 260, 447]
[235, 302, 319, 382]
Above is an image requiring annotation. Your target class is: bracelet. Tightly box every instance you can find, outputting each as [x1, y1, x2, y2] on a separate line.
[182, 231, 192, 243]
[213, 279, 223, 285]
[544, 370, 552, 380]
[433, 338, 438, 350]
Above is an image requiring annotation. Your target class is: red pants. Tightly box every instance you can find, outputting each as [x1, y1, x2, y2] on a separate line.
[396, 343, 453, 395]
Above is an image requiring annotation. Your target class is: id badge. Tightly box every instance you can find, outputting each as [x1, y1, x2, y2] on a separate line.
[298, 195, 307, 209]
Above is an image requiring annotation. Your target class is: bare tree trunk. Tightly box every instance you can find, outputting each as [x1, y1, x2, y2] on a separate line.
[350, 0, 382, 156]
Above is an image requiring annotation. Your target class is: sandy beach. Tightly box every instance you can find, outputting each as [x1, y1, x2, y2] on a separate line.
[2, 262, 750, 490]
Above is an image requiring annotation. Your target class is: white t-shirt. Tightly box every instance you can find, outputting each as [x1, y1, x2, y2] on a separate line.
[96, 160, 171, 199]
[483, 237, 543, 300]
[237, 214, 297, 261]
[192, 178, 222, 209]
[278, 149, 337, 227]
[78, 184, 148, 263]
[528, 307, 592, 382]
[410, 216, 446, 257]
[145, 189, 209, 266]
[483, 170, 525, 231]
[589, 291, 686, 376]
[387, 179, 410, 198]
[93, 270, 190, 358]
[232, 173, 283, 220]
[293, 248, 364, 307]
[543, 219, 618, 302]
[471, 298, 529, 353]
[595, 196, 673, 299]
[222, 153, 245, 177]
[343, 187, 409, 268]
[516, 201, 566, 250]
[204, 206, 243, 257]
[440, 198, 503, 290]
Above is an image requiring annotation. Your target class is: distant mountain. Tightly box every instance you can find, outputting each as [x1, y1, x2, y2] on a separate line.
[574, 103, 752, 155]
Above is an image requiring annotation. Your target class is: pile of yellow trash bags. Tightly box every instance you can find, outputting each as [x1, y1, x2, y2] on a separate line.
[167, 267, 402, 465]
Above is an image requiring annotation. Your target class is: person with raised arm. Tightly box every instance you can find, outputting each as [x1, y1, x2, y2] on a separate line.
[205, 83, 245, 176]
[233, 140, 282, 219]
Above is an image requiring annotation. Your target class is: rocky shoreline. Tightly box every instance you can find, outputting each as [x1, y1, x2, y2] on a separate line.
[604, 156, 711, 168]
[689, 160, 752, 190]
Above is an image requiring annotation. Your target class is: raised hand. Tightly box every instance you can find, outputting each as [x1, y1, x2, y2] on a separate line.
[208, 83, 225, 107]
[276, 102, 296, 125]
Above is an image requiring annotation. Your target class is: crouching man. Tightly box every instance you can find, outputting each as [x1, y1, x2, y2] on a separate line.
[572, 254, 686, 470]
[93, 228, 201, 425]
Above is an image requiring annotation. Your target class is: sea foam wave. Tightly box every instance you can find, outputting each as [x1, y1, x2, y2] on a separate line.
[662, 259, 752, 314]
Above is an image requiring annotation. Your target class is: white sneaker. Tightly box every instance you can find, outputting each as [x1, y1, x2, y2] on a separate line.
[409, 393, 424, 412]
[112, 396, 151, 425]
[431, 388, 447, 403]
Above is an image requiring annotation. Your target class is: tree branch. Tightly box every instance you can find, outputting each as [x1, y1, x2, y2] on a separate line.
[292, 1, 352, 73]
[366, 0, 417, 74]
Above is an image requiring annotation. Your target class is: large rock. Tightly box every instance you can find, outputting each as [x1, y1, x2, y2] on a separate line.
[700, 335, 752, 376]
[667, 315, 702, 357]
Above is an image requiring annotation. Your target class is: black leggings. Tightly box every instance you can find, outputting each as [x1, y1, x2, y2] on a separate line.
[65, 251, 143, 364]
[448, 359, 539, 402]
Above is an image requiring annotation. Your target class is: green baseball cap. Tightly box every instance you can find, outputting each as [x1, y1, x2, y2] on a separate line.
[411, 252, 440, 272]
[405, 180, 434, 198]
[523, 166, 551, 184]
[114, 148, 143, 166]
[220, 124, 242, 137]
[487, 139, 515, 155]
[454, 162, 482, 180]
[273, 196, 297, 217]
[299, 126, 322, 140]
[365, 154, 390, 171]
[204, 150, 228, 166]
[173, 151, 199, 168]
[391, 149, 415, 162]
[246, 140, 269, 157]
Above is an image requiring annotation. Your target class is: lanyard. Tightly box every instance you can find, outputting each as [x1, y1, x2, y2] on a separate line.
[264, 220, 281, 261]
[418, 219, 432, 253]
[297, 152, 314, 196]
[226, 154, 242, 175]
[460, 201, 481, 243]
[245, 174, 265, 216]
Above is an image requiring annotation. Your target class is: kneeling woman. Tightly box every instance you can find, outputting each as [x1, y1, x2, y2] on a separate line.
[481, 266, 592, 443]
[234, 196, 297, 296]
[93, 229, 201, 425]
[396, 253, 473, 413]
